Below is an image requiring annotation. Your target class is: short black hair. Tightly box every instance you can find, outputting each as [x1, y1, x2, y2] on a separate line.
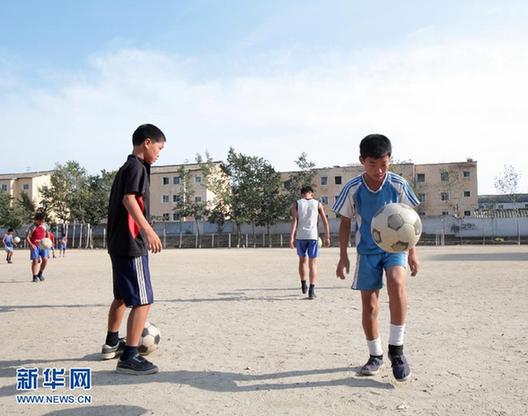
[34, 212, 45, 221]
[301, 186, 314, 194]
[360, 134, 392, 159]
[132, 124, 166, 146]
[7, 228, 13, 232]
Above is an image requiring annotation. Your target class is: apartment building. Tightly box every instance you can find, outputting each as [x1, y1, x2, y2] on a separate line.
[0, 170, 53, 207]
[150, 162, 225, 221]
[281, 159, 478, 218]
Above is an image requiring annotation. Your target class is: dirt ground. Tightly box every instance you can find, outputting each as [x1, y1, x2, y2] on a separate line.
[1, 245, 527, 416]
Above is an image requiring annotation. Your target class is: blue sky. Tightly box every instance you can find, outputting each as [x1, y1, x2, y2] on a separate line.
[1, 1, 528, 193]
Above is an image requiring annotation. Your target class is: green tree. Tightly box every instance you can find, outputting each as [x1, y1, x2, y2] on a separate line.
[0, 191, 35, 230]
[40, 161, 89, 224]
[173, 164, 209, 243]
[494, 165, 522, 210]
[83, 170, 116, 225]
[196, 152, 232, 233]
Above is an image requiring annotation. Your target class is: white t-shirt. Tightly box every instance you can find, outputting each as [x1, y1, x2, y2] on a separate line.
[296, 198, 320, 240]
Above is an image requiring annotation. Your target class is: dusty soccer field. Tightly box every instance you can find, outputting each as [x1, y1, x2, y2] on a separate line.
[1, 245, 527, 416]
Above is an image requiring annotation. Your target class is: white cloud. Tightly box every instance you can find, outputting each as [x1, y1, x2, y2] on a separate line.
[1, 33, 528, 194]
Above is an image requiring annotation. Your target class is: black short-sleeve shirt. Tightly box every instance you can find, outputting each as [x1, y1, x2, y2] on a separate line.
[107, 155, 151, 257]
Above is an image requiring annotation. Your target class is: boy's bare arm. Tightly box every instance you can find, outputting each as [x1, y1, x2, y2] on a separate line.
[318, 204, 331, 246]
[289, 203, 297, 249]
[408, 246, 419, 276]
[122, 194, 162, 253]
[336, 216, 352, 279]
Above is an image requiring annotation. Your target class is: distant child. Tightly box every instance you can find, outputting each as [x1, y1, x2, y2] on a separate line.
[289, 186, 330, 299]
[3, 228, 15, 264]
[58, 233, 67, 257]
[101, 123, 165, 375]
[49, 230, 57, 258]
[26, 212, 50, 282]
[333, 134, 420, 382]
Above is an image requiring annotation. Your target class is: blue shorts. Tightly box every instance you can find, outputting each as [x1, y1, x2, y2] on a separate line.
[296, 239, 319, 258]
[4, 246, 14, 253]
[30, 247, 48, 261]
[352, 252, 407, 290]
[110, 255, 154, 307]
[58, 243, 66, 250]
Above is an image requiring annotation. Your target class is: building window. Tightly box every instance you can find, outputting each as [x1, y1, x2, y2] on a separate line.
[419, 211, 426, 216]
[464, 210, 471, 216]
[1, 184, 7, 192]
[442, 211, 449, 215]
[417, 173, 425, 183]
[441, 192, 449, 201]
[418, 193, 426, 203]
[23, 184, 29, 191]
[497, 204, 504, 209]
[334, 176, 342, 185]
[162, 195, 169, 203]
[195, 196, 202, 202]
[320, 196, 328, 205]
[464, 191, 471, 197]
[42, 186, 48, 192]
[173, 195, 180, 203]
[173, 213, 180, 221]
[525, 203, 528, 208]
[162, 213, 170, 221]
[463, 171, 470, 178]
[195, 176, 202, 183]
[440, 171, 449, 182]
[320, 176, 328, 186]
[173, 176, 180, 185]
[162, 177, 169, 185]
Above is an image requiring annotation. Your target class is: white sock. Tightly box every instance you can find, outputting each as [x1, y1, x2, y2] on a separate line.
[388, 324, 406, 346]
[367, 337, 383, 356]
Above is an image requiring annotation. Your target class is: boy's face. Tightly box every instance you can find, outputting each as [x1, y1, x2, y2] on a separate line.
[302, 191, 314, 199]
[360, 155, 390, 183]
[143, 139, 165, 165]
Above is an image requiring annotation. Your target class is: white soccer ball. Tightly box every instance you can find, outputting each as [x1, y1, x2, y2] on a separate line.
[371, 203, 422, 253]
[13, 236, 21, 244]
[139, 322, 161, 356]
[39, 238, 53, 249]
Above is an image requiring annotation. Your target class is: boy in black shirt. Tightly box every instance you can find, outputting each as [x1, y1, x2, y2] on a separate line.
[101, 124, 165, 375]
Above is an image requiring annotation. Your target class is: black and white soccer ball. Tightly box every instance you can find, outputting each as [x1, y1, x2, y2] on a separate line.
[139, 322, 161, 356]
[371, 203, 422, 253]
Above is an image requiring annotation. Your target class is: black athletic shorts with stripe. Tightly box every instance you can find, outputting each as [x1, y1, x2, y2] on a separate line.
[110, 255, 153, 307]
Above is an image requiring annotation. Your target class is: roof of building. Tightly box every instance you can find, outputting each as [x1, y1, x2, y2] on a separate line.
[473, 208, 528, 218]
[0, 170, 54, 180]
[478, 194, 528, 203]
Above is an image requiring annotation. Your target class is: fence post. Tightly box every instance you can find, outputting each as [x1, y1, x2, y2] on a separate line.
[72, 221, 76, 249]
[228, 233, 231, 249]
[179, 232, 183, 249]
[78, 223, 83, 249]
[163, 226, 167, 248]
[103, 228, 106, 249]
[245, 233, 248, 248]
[195, 233, 198, 248]
[280, 234, 283, 247]
[212, 234, 215, 248]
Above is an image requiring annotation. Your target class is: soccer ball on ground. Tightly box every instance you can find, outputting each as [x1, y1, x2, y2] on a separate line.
[39, 238, 53, 249]
[139, 322, 161, 356]
[13, 236, 21, 244]
[371, 203, 422, 253]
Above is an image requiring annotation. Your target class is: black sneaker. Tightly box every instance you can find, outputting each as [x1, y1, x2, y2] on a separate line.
[388, 352, 412, 381]
[32, 276, 39, 283]
[359, 355, 384, 376]
[301, 280, 307, 294]
[101, 338, 126, 360]
[308, 286, 316, 299]
[38, 274, 45, 281]
[116, 354, 159, 375]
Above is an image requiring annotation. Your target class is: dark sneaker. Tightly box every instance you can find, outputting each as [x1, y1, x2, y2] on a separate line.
[359, 355, 384, 376]
[101, 338, 126, 360]
[38, 274, 45, 281]
[116, 354, 159, 375]
[308, 287, 316, 299]
[32, 276, 39, 283]
[388, 352, 412, 381]
[301, 280, 307, 294]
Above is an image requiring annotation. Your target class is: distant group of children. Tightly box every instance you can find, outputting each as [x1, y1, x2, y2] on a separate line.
[99, 125, 421, 383]
[2, 215, 68, 283]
